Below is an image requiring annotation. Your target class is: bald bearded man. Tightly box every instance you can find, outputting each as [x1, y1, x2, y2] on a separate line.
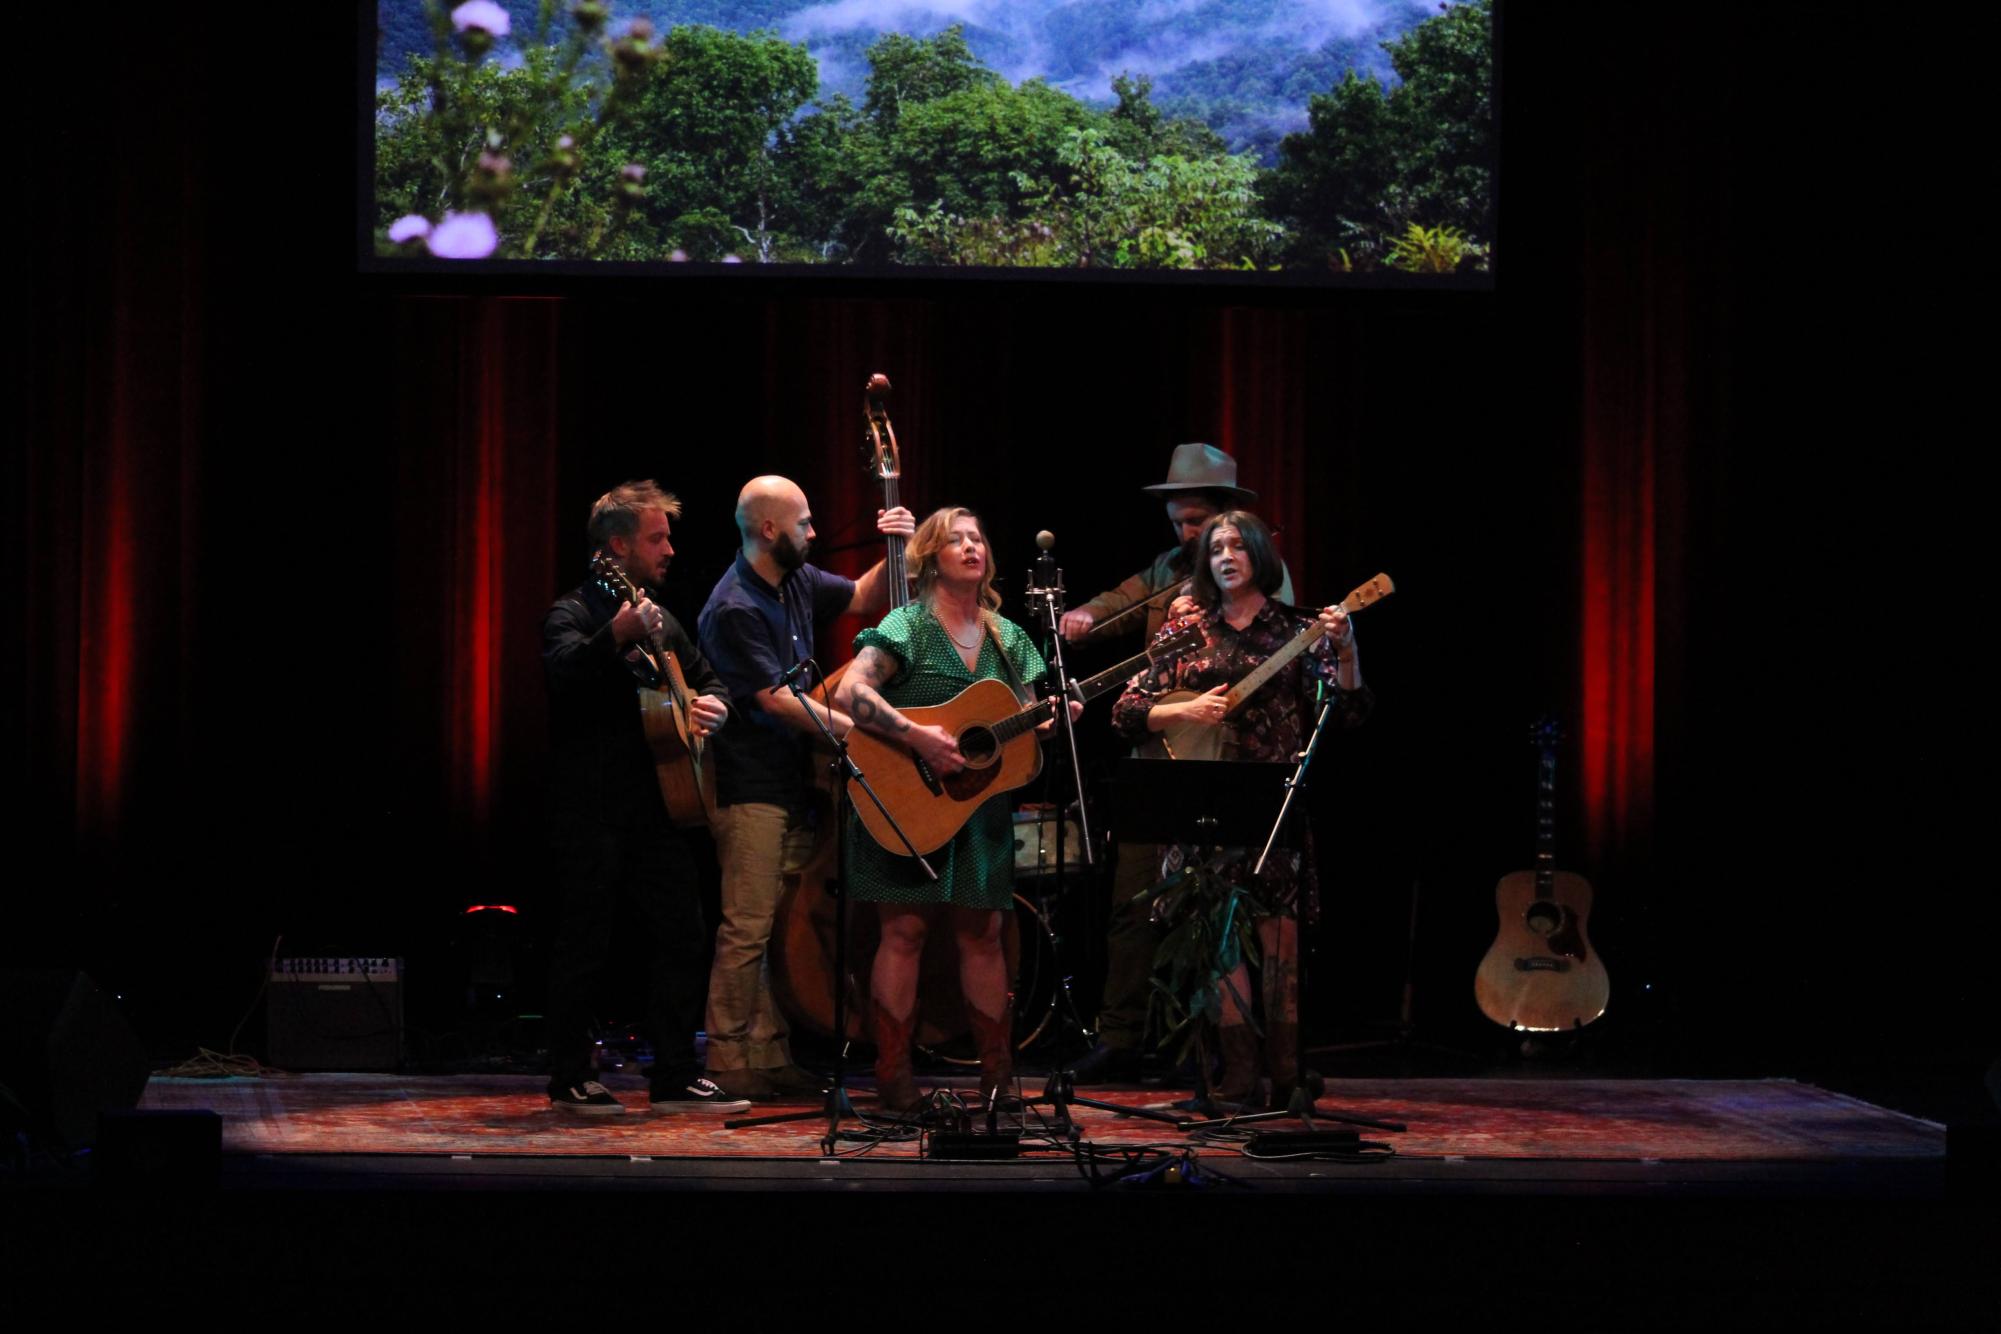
[695, 477, 915, 1100]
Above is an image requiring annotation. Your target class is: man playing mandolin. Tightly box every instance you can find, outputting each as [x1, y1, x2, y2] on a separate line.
[695, 476, 915, 1102]
[540, 481, 740, 1115]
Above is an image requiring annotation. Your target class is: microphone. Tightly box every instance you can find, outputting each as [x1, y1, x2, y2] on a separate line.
[769, 657, 815, 694]
[1033, 530, 1059, 588]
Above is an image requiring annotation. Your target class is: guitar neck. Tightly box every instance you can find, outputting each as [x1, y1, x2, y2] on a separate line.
[1535, 745, 1557, 896]
[1222, 573, 1392, 715]
[1222, 619, 1324, 714]
[987, 641, 1177, 745]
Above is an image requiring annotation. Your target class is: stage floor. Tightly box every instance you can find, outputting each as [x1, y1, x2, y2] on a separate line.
[138, 1071, 1947, 1196]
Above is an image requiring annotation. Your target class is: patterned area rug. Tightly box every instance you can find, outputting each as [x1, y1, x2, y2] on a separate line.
[138, 1075, 1944, 1162]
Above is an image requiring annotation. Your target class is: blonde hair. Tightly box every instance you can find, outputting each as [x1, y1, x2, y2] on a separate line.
[587, 480, 682, 550]
[908, 506, 1002, 617]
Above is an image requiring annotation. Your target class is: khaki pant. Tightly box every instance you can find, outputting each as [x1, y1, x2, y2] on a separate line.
[704, 801, 816, 1072]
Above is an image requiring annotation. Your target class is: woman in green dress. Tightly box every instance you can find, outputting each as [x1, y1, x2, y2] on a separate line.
[836, 507, 1080, 1113]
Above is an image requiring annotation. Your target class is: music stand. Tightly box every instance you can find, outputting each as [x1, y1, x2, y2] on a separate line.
[1032, 760, 1301, 1130]
[1114, 757, 1406, 1138]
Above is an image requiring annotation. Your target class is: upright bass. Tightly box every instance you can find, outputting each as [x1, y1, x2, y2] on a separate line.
[766, 376, 1025, 1046]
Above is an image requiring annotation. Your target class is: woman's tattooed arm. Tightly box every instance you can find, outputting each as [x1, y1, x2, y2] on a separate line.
[838, 646, 913, 739]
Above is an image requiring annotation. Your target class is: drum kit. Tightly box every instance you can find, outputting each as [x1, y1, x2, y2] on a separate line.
[767, 800, 1098, 1065]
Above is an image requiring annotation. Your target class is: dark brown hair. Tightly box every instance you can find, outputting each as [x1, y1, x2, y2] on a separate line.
[1187, 510, 1284, 607]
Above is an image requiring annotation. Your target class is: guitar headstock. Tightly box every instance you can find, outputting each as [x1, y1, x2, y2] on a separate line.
[863, 373, 902, 481]
[590, 550, 641, 605]
[1530, 714, 1564, 752]
[1341, 572, 1395, 613]
[1147, 623, 1204, 665]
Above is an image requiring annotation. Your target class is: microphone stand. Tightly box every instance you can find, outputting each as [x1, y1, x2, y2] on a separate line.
[722, 659, 941, 1153]
[1022, 541, 1194, 1131]
[1023, 540, 1102, 1060]
[1023, 541, 1095, 872]
[1178, 684, 1406, 1138]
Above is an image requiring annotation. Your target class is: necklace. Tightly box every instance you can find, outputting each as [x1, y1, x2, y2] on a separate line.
[938, 610, 982, 651]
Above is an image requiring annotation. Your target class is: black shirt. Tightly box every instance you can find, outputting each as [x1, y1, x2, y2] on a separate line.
[697, 553, 855, 811]
[542, 577, 731, 821]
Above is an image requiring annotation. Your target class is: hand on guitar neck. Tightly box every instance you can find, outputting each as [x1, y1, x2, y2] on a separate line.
[609, 596, 664, 648]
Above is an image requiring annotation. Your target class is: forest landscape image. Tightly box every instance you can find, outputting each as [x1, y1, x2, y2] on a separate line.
[372, 1, 1494, 273]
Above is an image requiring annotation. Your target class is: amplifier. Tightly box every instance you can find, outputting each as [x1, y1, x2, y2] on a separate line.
[266, 957, 403, 1071]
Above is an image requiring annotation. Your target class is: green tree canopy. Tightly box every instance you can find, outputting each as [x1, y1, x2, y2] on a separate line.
[1262, 0, 1493, 269]
[862, 25, 999, 128]
[599, 25, 819, 260]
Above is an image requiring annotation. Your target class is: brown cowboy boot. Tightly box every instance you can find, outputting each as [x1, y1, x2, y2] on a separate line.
[967, 1001, 1016, 1110]
[870, 1002, 924, 1114]
[1210, 1023, 1261, 1108]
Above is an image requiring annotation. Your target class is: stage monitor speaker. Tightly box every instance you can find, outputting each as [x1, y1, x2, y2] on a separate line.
[0, 969, 151, 1150]
[266, 957, 403, 1071]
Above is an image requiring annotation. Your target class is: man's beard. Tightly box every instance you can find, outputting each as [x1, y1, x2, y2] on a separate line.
[773, 532, 809, 572]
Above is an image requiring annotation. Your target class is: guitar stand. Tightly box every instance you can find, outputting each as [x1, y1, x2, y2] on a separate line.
[722, 662, 940, 1152]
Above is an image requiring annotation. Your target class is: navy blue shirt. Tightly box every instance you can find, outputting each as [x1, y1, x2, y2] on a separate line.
[698, 553, 856, 810]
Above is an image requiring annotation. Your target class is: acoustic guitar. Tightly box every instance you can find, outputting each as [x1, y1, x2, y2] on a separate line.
[847, 625, 1202, 857]
[1473, 716, 1610, 1031]
[1145, 573, 1394, 761]
[589, 552, 716, 828]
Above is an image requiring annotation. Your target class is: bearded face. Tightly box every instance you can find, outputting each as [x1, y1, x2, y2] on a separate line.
[772, 529, 810, 572]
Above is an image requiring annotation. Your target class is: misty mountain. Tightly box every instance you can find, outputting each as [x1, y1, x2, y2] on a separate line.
[377, 0, 1441, 157]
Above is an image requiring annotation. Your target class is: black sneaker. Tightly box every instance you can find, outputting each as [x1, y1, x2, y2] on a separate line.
[549, 1080, 628, 1114]
[649, 1075, 752, 1114]
[1068, 1041, 1143, 1085]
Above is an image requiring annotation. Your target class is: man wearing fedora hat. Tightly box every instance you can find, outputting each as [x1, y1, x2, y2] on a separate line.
[1059, 443, 1293, 1083]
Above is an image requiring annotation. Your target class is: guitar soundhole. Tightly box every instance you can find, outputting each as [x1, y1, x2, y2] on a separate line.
[957, 725, 999, 767]
[1525, 901, 1564, 936]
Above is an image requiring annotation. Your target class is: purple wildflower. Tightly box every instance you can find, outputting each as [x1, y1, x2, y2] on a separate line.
[427, 211, 500, 260]
[451, 2, 511, 37]
[387, 214, 432, 244]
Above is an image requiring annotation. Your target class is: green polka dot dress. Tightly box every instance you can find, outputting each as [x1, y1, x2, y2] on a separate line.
[844, 603, 1048, 909]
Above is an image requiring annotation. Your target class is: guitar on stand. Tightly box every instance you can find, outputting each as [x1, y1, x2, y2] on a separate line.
[589, 551, 717, 827]
[1474, 716, 1610, 1032]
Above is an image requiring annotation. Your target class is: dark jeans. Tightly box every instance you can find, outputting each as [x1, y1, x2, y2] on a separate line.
[545, 802, 708, 1091]
[1096, 841, 1162, 1050]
